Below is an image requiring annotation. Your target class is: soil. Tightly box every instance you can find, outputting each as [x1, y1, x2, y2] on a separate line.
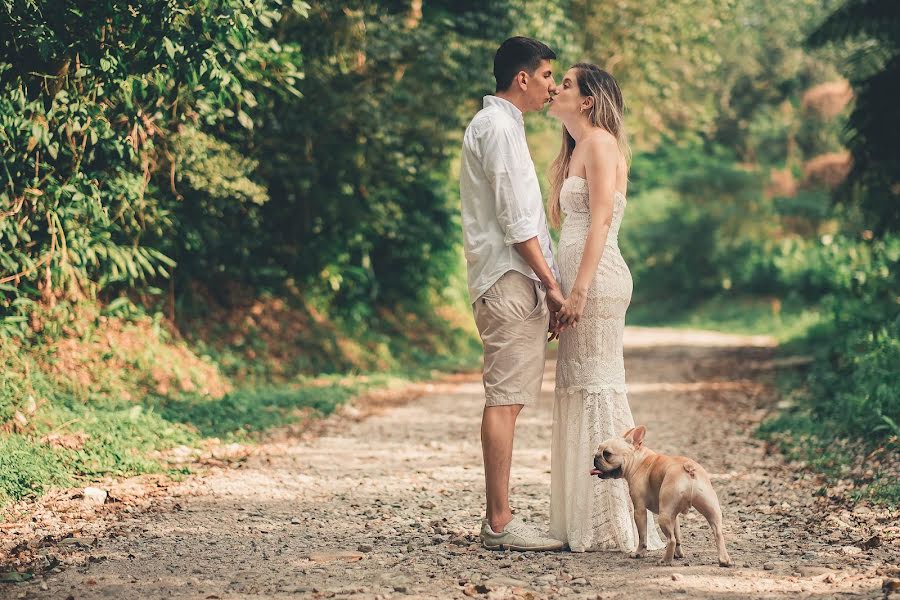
[2, 327, 897, 599]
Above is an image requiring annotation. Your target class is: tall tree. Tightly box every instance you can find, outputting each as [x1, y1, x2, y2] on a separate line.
[808, 0, 900, 233]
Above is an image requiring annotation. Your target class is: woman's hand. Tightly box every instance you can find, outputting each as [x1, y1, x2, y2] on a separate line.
[557, 288, 587, 328]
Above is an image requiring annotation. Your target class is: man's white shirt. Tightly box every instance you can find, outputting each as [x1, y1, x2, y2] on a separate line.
[459, 95, 558, 302]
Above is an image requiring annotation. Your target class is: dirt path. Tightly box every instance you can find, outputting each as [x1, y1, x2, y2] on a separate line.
[5, 327, 897, 599]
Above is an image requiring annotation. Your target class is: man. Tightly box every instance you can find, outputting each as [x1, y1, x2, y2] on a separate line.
[459, 36, 566, 551]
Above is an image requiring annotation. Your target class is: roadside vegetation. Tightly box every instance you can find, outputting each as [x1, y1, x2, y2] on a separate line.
[1, 0, 896, 508]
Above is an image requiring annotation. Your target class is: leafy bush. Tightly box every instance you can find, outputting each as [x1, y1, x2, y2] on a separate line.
[623, 146, 778, 304]
[797, 235, 899, 439]
[0, 0, 303, 328]
[757, 234, 898, 503]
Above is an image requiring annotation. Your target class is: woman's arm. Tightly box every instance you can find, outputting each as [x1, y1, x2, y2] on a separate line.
[557, 133, 619, 326]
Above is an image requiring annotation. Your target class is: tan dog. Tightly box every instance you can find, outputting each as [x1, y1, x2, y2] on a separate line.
[591, 425, 733, 567]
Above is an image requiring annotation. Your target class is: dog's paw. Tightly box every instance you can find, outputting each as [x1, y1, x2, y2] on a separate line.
[629, 551, 646, 559]
[657, 558, 674, 567]
[674, 547, 685, 559]
[718, 558, 734, 568]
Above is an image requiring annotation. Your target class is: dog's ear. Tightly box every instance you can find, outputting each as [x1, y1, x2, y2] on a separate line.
[622, 427, 635, 439]
[631, 425, 646, 447]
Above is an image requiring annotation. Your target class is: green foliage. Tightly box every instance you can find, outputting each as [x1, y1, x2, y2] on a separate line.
[0, 0, 304, 320]
[710, 0, 846, 161]
[807, 0, 900, 233]
[623, 145, 780, 302]
[627, 295, 822, 342]
[150, 383, 359, 439]
[751, 234, 897, 503]
[1, 0, 566, 333]
[239, 1, 561, 316]
[568, 0, 841, 149]
[798, 235, 899, 438]
[569, 0, 730, 142]
[758, 405, 899, 506]
[0, 308, 478, 507]
[0, 435, 71, 506]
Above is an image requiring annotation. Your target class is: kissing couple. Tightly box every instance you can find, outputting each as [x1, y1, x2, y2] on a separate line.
[460, 36, 665, 553]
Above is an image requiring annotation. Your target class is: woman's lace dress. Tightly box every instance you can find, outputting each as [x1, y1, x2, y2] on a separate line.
[549, 176, 664, 552]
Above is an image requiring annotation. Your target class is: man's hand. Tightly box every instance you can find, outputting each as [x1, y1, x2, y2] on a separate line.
[547, 287, 570, 341]
[546, 287, 565, 313]
[548, 311, 561, 341]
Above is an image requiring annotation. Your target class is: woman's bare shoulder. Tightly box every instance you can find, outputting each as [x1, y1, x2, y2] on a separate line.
[583, 130, 619, 166]
[584, 129, 618, 149]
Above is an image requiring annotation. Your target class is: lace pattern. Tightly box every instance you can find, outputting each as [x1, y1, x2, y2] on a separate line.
[550, 176, 664, 552]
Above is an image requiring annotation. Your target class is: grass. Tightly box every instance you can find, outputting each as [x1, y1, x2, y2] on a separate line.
[0, 361, 476, 510]
[0, 370, 430, 507]
[758, 403, 900, 507]
[628, 293, 823, 342]
[0, 297, 482, 511]
[755, 319, 899, 507]
[0, 436, 71, 505]
[146, 373, 406, 439]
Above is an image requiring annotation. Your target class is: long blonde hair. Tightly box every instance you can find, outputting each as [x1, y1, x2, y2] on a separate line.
[549, 64, 630, 228]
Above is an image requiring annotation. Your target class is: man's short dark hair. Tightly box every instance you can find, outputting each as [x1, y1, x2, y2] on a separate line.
[493, 36, 556, 92]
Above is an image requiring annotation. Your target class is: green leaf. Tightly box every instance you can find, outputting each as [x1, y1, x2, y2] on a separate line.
[103, 297, 131, 315]
[163, 37, 177, 60]
[150, 249, 176, 268]
[237, 110, 253, 130]
[880, 415, 900, 435]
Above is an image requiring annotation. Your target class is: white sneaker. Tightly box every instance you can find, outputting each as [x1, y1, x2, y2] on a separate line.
[480, 516, 565, 551]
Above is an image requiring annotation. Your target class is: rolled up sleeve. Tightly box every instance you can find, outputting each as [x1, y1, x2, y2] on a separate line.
[479, 121, 542, 246]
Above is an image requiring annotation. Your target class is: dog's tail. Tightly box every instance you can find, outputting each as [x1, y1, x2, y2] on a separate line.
[683, 461, 699, 479]
[684, 460, 700, 508]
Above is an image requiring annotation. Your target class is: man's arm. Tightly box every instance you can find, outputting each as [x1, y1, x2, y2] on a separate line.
[479, 123, 561, 292]
[514, 237, 561, 301]
[479, 119, 568, 334]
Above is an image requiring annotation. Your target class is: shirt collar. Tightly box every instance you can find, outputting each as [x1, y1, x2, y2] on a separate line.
[483, 95, 524, 126]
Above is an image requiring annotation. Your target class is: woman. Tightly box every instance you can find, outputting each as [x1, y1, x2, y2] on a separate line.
[546, 63, 664, 553]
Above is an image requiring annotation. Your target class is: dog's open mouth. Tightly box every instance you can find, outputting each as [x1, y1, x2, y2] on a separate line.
[589, 466, 623, 479]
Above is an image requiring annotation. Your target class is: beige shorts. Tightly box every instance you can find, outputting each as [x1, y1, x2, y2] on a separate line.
[472, 270, 549, 407]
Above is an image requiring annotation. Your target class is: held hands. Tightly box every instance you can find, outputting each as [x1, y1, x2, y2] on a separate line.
[548, 311, 563, 341]
[546, 287, 576, 342]
[554, 288, 586, 338]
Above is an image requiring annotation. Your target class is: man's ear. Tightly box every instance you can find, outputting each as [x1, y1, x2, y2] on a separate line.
[516, 70, 528, 91]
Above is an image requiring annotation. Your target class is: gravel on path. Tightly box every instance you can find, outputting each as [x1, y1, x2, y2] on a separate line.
[3, 327, 896, 599]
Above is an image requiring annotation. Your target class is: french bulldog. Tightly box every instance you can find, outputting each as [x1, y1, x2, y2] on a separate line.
[591, 425, 733, 567]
